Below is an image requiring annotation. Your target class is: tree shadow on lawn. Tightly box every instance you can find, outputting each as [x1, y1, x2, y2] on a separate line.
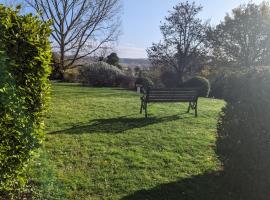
[121, 172, 233, 200]
[48, 114, 192, 134]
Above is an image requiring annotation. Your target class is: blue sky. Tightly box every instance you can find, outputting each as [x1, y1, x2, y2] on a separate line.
[117, 0, 265, 58]
[0, 0, 265, 58]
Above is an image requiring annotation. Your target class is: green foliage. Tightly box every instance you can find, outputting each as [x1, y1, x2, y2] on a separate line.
[216, 68, 270, 199]
[147, 1, 209, 82]
[160, 71, 180, 88]
[79, 61, 124, 87]
[0, 5, 51, 195]
[208, 2, 270, 67]
[106, 52, 121, 69]
[135, 77, 154, 89]
[182, 76, 210, 97]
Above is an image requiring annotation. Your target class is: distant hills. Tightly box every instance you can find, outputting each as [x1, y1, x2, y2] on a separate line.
[120, 58, 151, 69]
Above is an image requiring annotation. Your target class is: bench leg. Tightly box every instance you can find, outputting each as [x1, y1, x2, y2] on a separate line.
[195, 101, 198, 117]
[187, 102, 191, 113]
[140, 100, 143, 114]
[145, 102, 148, 118]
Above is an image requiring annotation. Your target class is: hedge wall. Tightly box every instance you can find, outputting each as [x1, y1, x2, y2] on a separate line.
[216, 68, 270, 200]
[0, 5, 51, 195]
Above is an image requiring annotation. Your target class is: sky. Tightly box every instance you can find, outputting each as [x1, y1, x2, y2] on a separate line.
[117, 0, 266, 58]
[0, 0, 266, 58]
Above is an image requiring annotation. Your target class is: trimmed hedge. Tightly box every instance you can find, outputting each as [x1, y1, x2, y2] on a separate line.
[182, 76, 210, 97]
[216, 68, 270, 199]
[0, 5, 51, 195]
[79, 62, 124, 87]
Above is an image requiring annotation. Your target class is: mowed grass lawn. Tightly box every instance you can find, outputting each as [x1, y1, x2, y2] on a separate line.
[29, 83, 225, 200]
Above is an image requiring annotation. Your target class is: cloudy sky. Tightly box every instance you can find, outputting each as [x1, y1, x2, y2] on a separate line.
[117, 0, 266, 58]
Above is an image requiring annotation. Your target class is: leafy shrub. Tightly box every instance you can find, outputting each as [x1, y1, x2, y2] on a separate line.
[79, 61, 124, 87]
[216, 68, 270, 200]
[160, 71, 180, 87]
[63, 67, 81, 83]
[119, 75, 136, 89]
[0, 5, 51, 195]
[182, 76, 210, 97]
[135, 77, 154, 89]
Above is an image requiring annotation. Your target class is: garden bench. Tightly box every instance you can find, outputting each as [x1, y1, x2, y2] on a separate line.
[140, 88, 199, 118]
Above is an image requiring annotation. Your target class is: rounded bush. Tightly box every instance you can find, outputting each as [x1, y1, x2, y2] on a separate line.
[0, 5, 51, 195]
[135, 77, 154, 89]
[182, 76, 210, 97]
[216, 68, 270, 199]
[79, 62, 124, 87]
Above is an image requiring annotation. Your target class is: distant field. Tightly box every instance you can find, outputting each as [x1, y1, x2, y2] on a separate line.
[29, 83, 225, 200]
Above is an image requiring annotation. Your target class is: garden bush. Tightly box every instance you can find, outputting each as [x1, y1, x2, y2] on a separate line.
[182, 76, 210, 97]
[0, 5, 51, 196]
[160, 71, 180, 87]
[135, 77, 154, 89]
[79, 62, 124, 86]
[63, 67, 81, 83]
[216, 68, 270, 200]
[119, 75, 136, 89]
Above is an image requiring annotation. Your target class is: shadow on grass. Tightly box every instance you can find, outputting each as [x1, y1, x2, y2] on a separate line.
[121, 172, 232, 200]
[48, 114, 189, 134]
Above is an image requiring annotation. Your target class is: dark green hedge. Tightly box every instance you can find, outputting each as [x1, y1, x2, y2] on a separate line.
[216, 68, 270, 200]
[182, 76, 210, 97]
[0, 5, 51, 195]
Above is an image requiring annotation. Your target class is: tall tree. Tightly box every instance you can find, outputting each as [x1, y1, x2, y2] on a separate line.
[147, 1, 209, 83]
[208, 2, 270, 67]
[106, 52, 119, 66]
[26, 0, 121, 74]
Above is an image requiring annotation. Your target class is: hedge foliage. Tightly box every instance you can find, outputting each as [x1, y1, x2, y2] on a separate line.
[0, 5, 51, 195]
[79, 61, 124, 87]
[160, 71, 180, 88]
[135, 77, 154, 89]
[216, 68, 270, 200]
[182, 76, 210, 97]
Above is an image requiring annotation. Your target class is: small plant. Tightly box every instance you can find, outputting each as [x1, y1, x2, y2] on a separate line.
[182, 76, 210, 97]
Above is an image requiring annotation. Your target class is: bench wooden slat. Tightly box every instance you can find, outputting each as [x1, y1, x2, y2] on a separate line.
[148, 99, 195, 103]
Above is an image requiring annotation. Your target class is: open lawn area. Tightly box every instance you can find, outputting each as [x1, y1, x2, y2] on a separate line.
[29, 83, 225, 200]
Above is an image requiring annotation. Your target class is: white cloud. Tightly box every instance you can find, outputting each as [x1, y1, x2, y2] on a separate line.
[116, 44, 147, 58]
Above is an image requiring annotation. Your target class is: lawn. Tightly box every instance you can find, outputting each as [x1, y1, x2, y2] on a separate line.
[29, 83, 225, 200]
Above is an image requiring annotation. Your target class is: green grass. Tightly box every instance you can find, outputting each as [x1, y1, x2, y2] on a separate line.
[29, 83, 225, 200]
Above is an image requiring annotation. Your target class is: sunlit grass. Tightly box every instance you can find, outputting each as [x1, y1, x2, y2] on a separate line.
[29, 83, 225, 199]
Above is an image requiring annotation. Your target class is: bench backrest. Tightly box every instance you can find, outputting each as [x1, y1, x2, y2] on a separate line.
[145, 88, 199, 103]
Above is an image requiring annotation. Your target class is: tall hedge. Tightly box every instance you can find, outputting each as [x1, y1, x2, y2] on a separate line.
[0, 5, 51, 195]
[216, 68, 270, 200]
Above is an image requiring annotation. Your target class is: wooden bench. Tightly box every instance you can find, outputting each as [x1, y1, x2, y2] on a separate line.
[140, 88, 199, 118]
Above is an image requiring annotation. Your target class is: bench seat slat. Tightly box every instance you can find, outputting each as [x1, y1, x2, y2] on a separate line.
[148, 99, 195, 102]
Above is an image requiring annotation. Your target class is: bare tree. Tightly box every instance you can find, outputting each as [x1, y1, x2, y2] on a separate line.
[147, 1, 209, 83]
[26, 0, 121, 74]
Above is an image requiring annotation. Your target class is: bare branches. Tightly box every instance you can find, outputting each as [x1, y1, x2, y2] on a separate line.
[26, 0, 121, 71]
[147, 1, 209, 82]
